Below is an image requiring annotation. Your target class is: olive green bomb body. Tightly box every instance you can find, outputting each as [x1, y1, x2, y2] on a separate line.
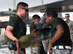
[19, 31, 41, 48]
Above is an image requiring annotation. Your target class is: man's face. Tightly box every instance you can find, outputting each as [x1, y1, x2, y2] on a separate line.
[45, 15, 52, 24]
[20, 6, 28, 17]
[33, 19, 40, 25]
[64, 15, 70, 21]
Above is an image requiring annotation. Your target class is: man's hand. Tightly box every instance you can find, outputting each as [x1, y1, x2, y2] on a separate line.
[14, 39, 20, 46]
[31, 30, 40, 37]
[48, 40, 52, 54]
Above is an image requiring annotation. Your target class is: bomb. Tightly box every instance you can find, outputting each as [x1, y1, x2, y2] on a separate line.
[19, 35, 31, 48]
[19, 31, 41, 48]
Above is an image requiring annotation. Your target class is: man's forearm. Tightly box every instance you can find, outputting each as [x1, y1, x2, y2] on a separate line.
[50, 30, 64, 45]
[5, 31, 17, 41]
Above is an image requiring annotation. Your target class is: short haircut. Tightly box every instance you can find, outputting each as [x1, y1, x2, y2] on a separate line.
[16, 2, 28, 10]
[32, 14, 41, 20]
[45, 9, 58, 18]
[65, 13, 70, 16]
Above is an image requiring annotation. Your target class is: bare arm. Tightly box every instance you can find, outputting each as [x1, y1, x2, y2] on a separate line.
[50, 24, 64, 44]
[5, 25, 17, 41]
[48, 25, 64, 53]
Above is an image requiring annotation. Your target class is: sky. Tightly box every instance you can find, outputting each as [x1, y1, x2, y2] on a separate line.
[0, 0, 62, 11]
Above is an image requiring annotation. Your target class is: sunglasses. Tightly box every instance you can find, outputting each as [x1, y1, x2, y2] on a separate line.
[21, 8, 29, 12]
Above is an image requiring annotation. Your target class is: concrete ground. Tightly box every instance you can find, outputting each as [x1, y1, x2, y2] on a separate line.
[0, 46, 32, 54]
[0, 46, 73, 54]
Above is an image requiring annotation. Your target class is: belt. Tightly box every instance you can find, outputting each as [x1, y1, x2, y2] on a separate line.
[53, 45, 72, 50]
